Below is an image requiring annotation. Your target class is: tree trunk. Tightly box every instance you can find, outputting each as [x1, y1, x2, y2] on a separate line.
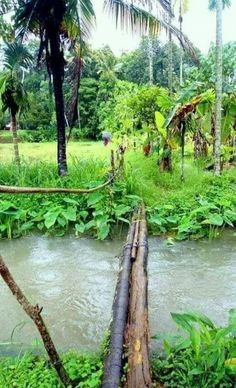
[161, 142, 172, 171]
[180, 121, 185, 181]
[148, 38, 154, 85]
[168, 0, 173, 94]
[126, 205, 151, 388]
[11, 113, 20, 167]
[0, 255, 71, 387]
[179, 0, 183, 87]
[214, 0, 223, 175]
[49, 29, 67, 176]
[66, 56, 83, 137]
[193, 129, 208, 159]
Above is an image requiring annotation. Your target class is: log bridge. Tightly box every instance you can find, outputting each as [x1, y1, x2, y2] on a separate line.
[102, 204, 151, 388]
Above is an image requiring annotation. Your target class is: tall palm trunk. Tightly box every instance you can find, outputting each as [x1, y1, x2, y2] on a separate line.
[179, 0, 183, 86]
[66, 56, 82, 142]
[148, 38, 154, 85]
[214, 0, 223, 175]
[49, 28, 67, 176]
[11, 113, 20, 166]
[168, 0, 173, 94]
[180, 121, 185, 181]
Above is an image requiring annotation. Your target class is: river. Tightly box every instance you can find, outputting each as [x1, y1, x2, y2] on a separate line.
[0, 232, 235, 354]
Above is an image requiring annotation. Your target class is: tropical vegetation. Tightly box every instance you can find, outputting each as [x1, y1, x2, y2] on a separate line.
[0, 0, 235, 386]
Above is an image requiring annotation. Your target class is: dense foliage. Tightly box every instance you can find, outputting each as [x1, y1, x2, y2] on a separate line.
[0, 352, 102, 387]
[152, 310, 236, 387]
[0, 153, 235, 241]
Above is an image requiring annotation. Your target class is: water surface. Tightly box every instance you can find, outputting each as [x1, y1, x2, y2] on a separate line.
[0, 232, 235, 353]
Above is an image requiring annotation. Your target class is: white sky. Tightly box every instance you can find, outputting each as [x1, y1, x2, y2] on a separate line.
[90, 0, 236, 55]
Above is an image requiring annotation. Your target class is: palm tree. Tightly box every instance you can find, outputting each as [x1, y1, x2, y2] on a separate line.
[175, 0, 189, 86]
[16, 0, 95, 176]
[209, 0, 231, 175]
[167, 0, 173, 94]
[0, 42, 32, 166]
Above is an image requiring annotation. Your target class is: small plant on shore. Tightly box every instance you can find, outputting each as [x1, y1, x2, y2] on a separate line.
[152, 310, 236, 387]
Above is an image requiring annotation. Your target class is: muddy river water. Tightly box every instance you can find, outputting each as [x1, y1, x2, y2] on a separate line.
[0, 232, 235, 353]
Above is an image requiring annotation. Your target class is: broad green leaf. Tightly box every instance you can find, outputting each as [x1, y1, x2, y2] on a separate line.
[184, 311, 215, 329]
[62, 197, 78, 205]
[97, 223, 110, 240]
[155, 111, 165, 129]
[62, 206, 77, 221]
[163, 339, 171, 355]
[75, 223, 86, 234]
[114, 204, 131, 217]
[202, 214, 224, 226]
[171, 313, 193, 332]
[229, 309, 236, 328]
[87, 193, 104, 207]
[190, 327, 201, 359]
[44, 210, 61, 229]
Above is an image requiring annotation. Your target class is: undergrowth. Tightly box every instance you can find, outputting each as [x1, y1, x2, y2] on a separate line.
[0, 351, 102, 388]
[152, 310, 236, 387]
[0, 153, 235, 240]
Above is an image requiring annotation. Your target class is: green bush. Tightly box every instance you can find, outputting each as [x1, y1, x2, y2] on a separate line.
[152, 310, 236, 387]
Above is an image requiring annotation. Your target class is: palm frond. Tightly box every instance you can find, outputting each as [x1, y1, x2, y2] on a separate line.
[105, 0, 198, 64]
[208, 0, 231, 11]
[3, 42, 33, 71]
[105, 0, 162, 36]
[64, 0, 95, 42]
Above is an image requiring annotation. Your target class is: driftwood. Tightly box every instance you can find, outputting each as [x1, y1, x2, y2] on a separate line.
[126, 205, 151, 388]
[102, 213, 139, 388]
[0, 255, 70, 387]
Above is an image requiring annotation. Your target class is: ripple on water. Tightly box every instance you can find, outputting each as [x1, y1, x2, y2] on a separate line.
[0, 232, 235, 352]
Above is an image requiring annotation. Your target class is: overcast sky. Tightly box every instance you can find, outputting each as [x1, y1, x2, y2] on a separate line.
[90, 0, 236, 55]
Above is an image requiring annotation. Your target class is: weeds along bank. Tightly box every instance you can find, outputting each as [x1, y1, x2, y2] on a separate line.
[2, 310, 236, 387]
[0, 155, 235, 240]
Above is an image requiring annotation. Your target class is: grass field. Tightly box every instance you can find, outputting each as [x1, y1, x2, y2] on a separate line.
[0, 140, 112, 163]
[1, 140, 236, 203]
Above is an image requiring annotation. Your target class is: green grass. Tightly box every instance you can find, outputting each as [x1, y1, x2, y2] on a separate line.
[0, 140, 112, 163]
[125, 150, 236, 206]
[0, 141, 235, 240]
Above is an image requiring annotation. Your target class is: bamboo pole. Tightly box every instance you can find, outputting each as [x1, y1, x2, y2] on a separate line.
[126, 205, 151, 388]
[102, 212, 139, 388]
[0, 255, 71, 387]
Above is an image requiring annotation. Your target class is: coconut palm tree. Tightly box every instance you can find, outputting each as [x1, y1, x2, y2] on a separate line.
[209, 0, 231, 175]
[16, 0, 95, 176]
[0, 42, 32, 166]
[175, 0, 189, 86]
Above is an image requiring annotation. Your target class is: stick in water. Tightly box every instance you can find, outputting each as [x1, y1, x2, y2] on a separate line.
[0, 255, 71, 387]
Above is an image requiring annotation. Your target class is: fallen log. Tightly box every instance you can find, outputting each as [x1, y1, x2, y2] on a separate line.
[0, 175, 114, 194]
[102, 212, 140, 388]
[126, 205, 151, 388]
[0, 255, 71, 387]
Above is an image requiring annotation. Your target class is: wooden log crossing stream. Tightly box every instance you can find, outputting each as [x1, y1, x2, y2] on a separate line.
[103, 205, 152, 388]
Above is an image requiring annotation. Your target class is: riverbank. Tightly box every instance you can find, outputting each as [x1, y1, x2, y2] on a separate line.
[0, 142, 235, 240]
